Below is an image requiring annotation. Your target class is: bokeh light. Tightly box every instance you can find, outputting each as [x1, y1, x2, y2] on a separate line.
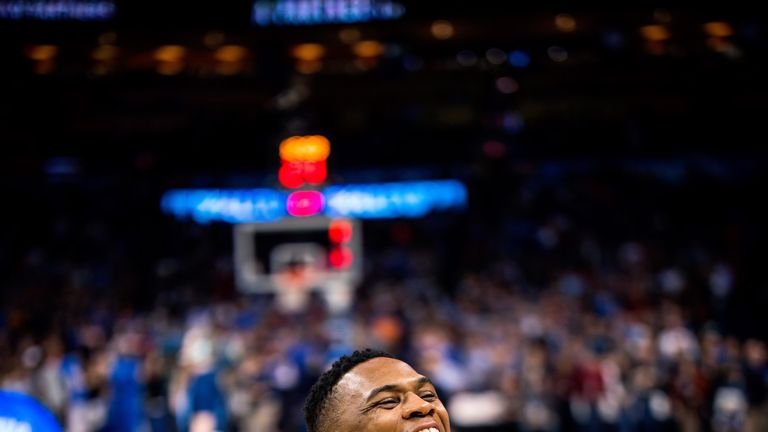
[328, 219, 353, 243]
[26, 44, 58, 61]
[291, 43, 326, 61]
[508, 50, 531, 68]
[495, 76, 519, 94]
[555, 13, 576, 32]
[704, 22, 734, 38]
[547, 46, 568, 62]
[641, 25, 670, 42]
[431, 20, 455, 40]
[286, 191, 325, 217]
[486, 48, 507, 65]
[352, 40, 384, 58]
[279, 135, 331, 163]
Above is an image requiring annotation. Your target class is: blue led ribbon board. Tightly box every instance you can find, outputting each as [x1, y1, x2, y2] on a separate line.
[324, 180, 468, 218]
[161, 188, 288, 224]
[0, 0, 115, 20]
[252, 0, 405, 26]
[161, 180, 467, 224]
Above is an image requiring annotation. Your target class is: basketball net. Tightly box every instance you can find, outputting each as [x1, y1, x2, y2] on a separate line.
[271, 264, 318, 313]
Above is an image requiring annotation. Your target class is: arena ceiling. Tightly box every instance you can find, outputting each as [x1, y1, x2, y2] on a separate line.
[0, 4, 764, 178]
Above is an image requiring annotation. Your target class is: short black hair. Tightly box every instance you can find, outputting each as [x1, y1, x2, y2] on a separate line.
[304, 348, 395, 432]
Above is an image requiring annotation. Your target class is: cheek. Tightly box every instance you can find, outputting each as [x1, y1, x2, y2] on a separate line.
[435, 402, 451, 431]
[365, 409, 402, 432]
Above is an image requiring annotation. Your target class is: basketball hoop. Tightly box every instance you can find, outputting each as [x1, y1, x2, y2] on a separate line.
[271, 259, 319, 313]
[233, 217, 362, 314]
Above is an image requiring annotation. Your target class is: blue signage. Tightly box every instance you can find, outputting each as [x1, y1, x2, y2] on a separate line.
[161, 180, 467, 223]
[0, 390, 63, 432]
[252, 0, 404, 26]
[161, 188, 288, 224]
[325, 180, 468, 218]
[0, 1, 115, 21]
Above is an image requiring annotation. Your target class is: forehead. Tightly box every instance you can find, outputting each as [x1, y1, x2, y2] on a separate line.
[337, 357, 423, 397]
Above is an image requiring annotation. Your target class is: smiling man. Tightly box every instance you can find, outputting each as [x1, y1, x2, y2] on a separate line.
[304, 349, 451, 432]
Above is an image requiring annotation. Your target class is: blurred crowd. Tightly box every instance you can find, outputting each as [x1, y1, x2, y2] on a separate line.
[1, 161, 767, 432]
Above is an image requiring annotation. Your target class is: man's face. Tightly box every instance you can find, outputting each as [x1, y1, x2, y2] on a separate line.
[333, 357, 451, 432]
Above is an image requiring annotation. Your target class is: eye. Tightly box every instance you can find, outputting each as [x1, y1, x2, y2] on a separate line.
[375, 398, 399, 409]
[419, 392, 437, 401]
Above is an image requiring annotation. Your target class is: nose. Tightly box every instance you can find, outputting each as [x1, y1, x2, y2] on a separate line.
[402, 393, 435, 418]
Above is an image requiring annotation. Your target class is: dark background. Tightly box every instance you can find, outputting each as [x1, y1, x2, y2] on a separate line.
[1, 3, 767, 431]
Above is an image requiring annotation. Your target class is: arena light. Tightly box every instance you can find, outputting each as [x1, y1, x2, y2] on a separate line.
[431, 20, 454, 40]
[154, 45, 187, 75]
[328, 219, 353, 243]
[353, 40, 384, 58]
[291, 43, 326, 62]
[302, 160, 327, 184]
[278, 135, 331, 188]
[25, 44, 58, 74]
[554, 13, 576, 32]
[704, 22, 733, 38]
[26, 45, 58, 61]
[640, 25, 670, 42]
[214, 45, 248, 75]
[328, 246, 353, 269]
[640, 25, 670, 55]
[278, 161, 327, 188]
[214, 45, 248, 62]
[278, 164, 305, 189]
[286, 191, 325, 217]
[154, 45, 186, 62]
[279, 135, 331, 162]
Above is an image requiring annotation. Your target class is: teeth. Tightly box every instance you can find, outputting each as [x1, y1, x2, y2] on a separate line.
[417, 429, 438, 432]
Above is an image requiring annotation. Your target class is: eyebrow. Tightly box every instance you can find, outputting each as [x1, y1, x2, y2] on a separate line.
[365, 376, 434, 403]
